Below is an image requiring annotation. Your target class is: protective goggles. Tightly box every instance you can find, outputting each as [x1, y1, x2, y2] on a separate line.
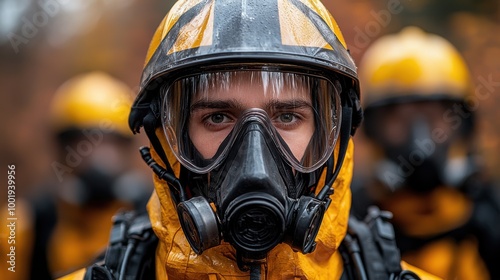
[161, 70, 342, 173]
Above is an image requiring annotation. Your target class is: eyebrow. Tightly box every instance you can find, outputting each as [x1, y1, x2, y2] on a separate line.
[264, 99, 312, 111]
[190, 98, 312, 112]
[190, 99, 244, 112]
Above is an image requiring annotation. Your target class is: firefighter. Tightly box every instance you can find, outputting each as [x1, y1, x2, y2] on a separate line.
[352, 26, 500, 279]
[0, 72, 153, 280]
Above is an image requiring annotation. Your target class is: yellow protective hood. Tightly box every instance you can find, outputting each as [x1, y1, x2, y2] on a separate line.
[147, 128, 354, 279]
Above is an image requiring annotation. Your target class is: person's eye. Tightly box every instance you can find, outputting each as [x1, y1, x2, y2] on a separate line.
[279, 113, 296, 123]
[273, 112, 303, 130]
[202, 113, 234, 130]
[210, 113, 227, 124]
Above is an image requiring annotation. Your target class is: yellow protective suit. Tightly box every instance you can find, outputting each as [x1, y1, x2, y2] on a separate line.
[0, 200, 34, 280]
[380, 187, 490, 279]
[0, 193, 130, 280]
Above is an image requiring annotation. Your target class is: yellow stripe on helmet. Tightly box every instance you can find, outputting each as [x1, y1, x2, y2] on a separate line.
[168, 2, 214, 55]
[278, 0, 348, 50]
[278, 0, 333, 50]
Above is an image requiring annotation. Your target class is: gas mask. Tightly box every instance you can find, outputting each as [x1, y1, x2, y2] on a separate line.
[140, 69, 347, 269]
[365, 101, 476, 192]
[75, 165, 118, 205]
[178, 117, 327, 262]
[57, 133, 146, 207]
[378, 119, 450, 192]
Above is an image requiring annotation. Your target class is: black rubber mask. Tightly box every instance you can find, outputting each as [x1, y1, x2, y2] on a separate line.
[177, 120, 327, 268]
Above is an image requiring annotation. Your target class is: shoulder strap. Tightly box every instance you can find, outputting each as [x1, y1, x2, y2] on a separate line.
[84, 211, 158, 280]
[340, 206, 421, 280]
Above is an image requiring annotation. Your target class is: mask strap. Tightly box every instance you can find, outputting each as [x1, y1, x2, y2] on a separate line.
[318, 87, 361, 198]
[317, 106, 352, 201]
[143, 112, 171, 171]
[142, 111, 186, 202]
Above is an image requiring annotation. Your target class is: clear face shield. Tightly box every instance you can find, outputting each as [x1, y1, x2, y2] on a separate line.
[161, 69, 342, 174]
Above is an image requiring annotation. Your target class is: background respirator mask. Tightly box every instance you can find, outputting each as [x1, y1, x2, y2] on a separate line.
[364, 100, 476, 192]
[157, 69, 343, 267]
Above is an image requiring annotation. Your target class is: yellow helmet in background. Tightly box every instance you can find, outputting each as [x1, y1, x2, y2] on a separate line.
[359, 26, 473, 109]
[50, 71, 134, 138]
[357, 26, 478, 193]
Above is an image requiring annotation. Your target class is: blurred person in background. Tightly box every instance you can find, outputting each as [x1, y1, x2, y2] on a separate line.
[1, 72, 153, 280]
[351, 26, 500, 280]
